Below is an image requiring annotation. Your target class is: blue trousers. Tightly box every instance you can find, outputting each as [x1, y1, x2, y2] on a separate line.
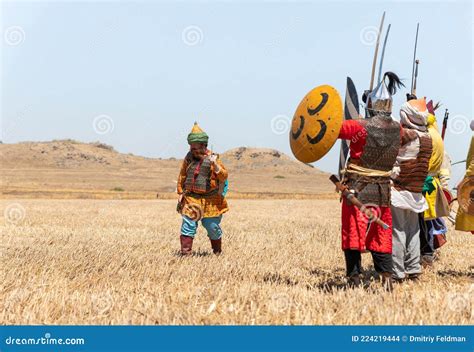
[180, 215, 223, 240]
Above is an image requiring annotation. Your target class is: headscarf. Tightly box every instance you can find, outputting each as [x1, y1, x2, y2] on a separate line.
[399, 98, 429, 132]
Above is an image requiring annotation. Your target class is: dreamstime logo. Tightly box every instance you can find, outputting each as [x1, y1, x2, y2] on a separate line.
[92, 115, 114, 135]
[4, 203, 26, 225]
[446, 292, 470, 313]
[359, 202, 382, 224]
[446, 284, 474, 314]
[4, 26, 26, 46]
[351, 130, 365, 144]
[181, 25, 204, 46]
[449, 115, 470, 135]
[271, 115, 291, 135]
[359, 26, 379, 46]
[269, 293, 291, 313]
[91, 291, 114, 315]
[182, 203, 204, 221]
[4, 288, 29, 308]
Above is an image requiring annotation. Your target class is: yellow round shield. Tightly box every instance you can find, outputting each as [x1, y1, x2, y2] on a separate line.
[289, 85, 343, 163]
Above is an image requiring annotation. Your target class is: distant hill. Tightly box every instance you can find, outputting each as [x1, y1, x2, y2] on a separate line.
[221, 147, 319, 174]
[0, 140, 334, 199]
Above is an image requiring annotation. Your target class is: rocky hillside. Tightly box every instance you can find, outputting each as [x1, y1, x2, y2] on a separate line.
[221, 147, 322, 174]
[0, 140, 333, 198]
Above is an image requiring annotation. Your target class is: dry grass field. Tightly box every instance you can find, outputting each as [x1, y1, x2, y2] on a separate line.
[1, 198, 472, 325]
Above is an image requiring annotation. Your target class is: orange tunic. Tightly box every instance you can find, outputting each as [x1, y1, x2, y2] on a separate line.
[177, 150, 229, 218]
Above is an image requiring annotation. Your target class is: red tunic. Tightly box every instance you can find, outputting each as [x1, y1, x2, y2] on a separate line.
[338, 120, 398, 254]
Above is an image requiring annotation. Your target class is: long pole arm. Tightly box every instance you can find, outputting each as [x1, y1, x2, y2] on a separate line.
[411, 23, 420, 94]
[377, 23, 391, 85]
[369, 12, 386, 91]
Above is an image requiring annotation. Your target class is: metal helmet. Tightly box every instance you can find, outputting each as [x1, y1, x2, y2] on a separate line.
[365, 71, 404, 118]
[367, 80, 392, 117]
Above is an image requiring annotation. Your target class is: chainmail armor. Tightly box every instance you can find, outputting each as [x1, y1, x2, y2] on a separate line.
[184, 152, 212, 193]
[347, 114, 400, 207]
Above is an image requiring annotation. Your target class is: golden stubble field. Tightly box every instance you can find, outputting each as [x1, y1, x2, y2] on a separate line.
[1, 198, 473, 325]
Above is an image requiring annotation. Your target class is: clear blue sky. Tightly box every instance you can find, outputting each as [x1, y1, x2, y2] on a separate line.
[1, 0, 472, 185]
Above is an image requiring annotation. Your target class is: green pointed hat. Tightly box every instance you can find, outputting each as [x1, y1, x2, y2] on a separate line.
[187, 122, 209, 144]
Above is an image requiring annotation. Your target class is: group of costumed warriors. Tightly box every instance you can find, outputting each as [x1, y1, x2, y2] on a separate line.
[175, 15, 473, 292]
[289, 14, 473, 290]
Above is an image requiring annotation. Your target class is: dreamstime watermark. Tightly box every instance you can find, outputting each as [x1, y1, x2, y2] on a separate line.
[4, 288, 29, 309]
[181, 25, 204, 46]
[448, 115, 470, 135]
[181, 203, 204, 221]
[4, 203, 26, 225]
[446, 284, 474, 316]
[269, 293, 291, 313]
[3, 26, 26, 46]
[351, 129, 365, 144]
[359, 202, 382, 224]
[92, 114, 114, 135]
[91, 291, 114, 315]
[5, 332, 85, 346]
[359, 25, 379, 46]
[270, 114, 291, 135]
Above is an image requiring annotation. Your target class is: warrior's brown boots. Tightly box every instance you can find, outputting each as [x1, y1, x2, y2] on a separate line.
[210, 238, 222, 255]
[348, 275, 361, 288]
[180, 235, 193, 256]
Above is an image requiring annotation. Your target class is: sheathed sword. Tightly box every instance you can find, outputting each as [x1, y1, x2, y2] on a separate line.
[330, 175, 390, 229]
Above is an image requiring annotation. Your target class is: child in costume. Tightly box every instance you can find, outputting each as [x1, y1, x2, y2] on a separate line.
[176, 123, 229, 255]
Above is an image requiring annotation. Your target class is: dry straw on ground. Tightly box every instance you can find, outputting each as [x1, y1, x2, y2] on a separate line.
[1, 199, 472, 325]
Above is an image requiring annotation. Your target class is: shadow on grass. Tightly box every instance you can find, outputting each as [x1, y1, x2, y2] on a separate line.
[312, 268, 380, 292]
[263, 273, 299, 287]
[262, 268, 382, 292]
[437, 269, 473, 279]
[174, 249, 213, 258]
